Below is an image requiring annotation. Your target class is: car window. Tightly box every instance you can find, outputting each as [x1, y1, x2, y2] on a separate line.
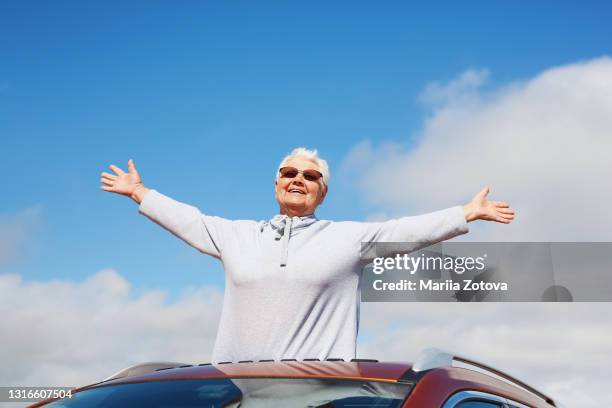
[42, 377, 413, 407]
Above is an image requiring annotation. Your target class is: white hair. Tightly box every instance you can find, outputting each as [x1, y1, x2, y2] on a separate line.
[277, 147, 330, 186]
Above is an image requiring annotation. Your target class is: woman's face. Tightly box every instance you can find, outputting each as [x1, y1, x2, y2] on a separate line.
[275, 158, 327, 217]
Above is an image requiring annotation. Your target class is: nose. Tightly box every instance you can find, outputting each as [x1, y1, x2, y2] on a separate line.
[291, 177, 305, 187]
[290, 174, 306, 187]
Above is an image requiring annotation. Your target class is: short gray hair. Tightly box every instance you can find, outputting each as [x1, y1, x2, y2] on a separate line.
[277, 147, 330, 186]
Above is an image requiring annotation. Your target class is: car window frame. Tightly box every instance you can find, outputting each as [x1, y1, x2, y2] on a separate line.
[441, 390, 532, 408]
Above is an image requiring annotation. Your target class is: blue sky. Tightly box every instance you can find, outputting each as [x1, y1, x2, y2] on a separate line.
[2, 1, 612, 297]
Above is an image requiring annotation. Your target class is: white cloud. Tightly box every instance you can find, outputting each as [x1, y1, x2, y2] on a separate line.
[345, 57, 612, 408]
[0, 270, 223, 392]
[418, 68, 489, 108]
[0, 207, 41, 265]
[342, 57, 612, 241]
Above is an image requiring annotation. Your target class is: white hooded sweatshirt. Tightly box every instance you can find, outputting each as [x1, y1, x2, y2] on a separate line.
[139, 190, 468, 363]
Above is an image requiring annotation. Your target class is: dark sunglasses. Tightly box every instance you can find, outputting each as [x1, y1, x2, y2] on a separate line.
[279, 166, 323, 182]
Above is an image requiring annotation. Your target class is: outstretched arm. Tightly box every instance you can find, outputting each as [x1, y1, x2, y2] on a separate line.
[462, 186, 515, 224]
[360, 186, 514, 261]
[100, 159, 150, 204]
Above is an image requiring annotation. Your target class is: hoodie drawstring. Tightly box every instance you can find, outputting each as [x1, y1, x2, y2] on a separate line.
[262, 214, 317, 267]
[278, 216, 293, 267]
[260, 214, 318, 267]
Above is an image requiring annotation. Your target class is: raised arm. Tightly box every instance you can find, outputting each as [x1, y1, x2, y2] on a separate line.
[360, 186, 514, 261]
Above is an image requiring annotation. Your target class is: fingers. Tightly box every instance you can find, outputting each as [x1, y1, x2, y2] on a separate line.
[109, 164, 126, 176]
[101, 170, 116, 188]
[497, 207, 514, 215]
[493, 201, 510, 208]
[495, 211, 515, 223]
[100, 185, 114, 192]
[128, 159, 139, 175]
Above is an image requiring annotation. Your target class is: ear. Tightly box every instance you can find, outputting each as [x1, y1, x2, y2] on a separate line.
[319, 184, 328, 204]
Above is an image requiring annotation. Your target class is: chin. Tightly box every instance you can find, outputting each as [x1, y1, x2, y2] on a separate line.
[284, 196, 306, 205]
[285, 203, 306, 211]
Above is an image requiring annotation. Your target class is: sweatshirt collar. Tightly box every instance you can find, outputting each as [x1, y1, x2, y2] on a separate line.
[262, 213, 318, 267]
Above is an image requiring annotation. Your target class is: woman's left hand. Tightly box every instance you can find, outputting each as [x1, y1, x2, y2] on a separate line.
[463, 186, 515, 224]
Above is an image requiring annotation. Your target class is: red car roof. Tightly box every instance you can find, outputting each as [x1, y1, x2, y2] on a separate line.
[29, 360, 556, 408]
[105, 360, 414, 385]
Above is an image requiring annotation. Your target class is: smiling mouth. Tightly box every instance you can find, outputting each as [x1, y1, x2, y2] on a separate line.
[288, 189, 306, 194]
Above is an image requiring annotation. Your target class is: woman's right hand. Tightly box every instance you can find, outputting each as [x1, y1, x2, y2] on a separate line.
[100, 159, 150, 203]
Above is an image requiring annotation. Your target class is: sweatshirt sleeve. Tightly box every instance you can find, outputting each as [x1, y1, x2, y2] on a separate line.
[138, 190, 229, 259]
[359, 206, 469, 260]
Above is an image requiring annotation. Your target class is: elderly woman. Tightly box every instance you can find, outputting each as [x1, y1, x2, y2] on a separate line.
[101, 148, 514, 363]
